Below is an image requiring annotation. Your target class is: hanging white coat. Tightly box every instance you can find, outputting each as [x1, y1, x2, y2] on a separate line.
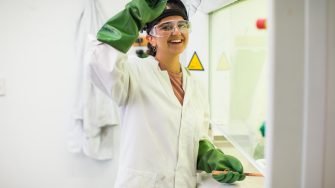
[89, 39, 210, 188]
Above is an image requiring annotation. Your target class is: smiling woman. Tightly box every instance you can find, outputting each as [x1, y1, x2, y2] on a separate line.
[144, 0, 190, 57]
[89, 0, 246, 187]
[146, 15, 190, 71]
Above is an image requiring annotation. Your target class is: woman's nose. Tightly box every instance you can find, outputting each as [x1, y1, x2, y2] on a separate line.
[171, 26, 182, 35]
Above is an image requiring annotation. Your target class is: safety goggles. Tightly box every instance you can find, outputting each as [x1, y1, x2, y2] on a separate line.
[149, 20, 191, 37]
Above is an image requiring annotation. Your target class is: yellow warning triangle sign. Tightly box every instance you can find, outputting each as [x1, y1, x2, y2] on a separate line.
[187, 52, 204, 71]
[217, 52, 231, 71]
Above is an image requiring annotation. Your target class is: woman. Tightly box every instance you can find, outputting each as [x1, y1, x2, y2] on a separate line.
[89, 0, 245, 187]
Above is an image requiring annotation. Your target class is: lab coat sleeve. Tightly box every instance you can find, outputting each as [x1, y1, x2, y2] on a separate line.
[89, 37, 132, 106]
[201, 103, 211, 141]
[198, 80, 211, 141]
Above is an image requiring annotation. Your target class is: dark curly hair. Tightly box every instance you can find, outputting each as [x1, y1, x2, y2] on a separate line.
[147, 42, 157, 56]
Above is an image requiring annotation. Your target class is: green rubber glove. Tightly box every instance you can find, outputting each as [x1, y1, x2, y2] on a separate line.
[197, 140, 246, 184]
[97, 0, 167, 53]
[260, 121, 266, 137]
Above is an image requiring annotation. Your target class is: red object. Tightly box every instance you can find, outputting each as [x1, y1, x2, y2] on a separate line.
[256, 18, 267, 29]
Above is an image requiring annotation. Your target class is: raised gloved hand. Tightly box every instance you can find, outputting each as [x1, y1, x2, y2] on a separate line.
[97, 0, 167, 53]
[197, 139, 246, 184]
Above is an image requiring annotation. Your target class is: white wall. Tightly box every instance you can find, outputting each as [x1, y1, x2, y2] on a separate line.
[266, 0, 335, 187]
[324, 0, 335, 187]
[0, 0, 125, 187]
[266, 0, 305, 187]
[184, 10, 209, 90]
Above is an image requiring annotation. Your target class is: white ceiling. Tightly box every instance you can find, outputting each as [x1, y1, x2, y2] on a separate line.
[198, 0, 239, 13]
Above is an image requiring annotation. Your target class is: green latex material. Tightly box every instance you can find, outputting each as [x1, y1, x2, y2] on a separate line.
[260, 121, 266, 137]
[197, 140, 246, 184]
[97, 0, 167, 53]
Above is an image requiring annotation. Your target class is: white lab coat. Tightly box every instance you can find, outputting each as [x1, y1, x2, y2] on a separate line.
[68, 0, 121, 160]
[89, 40, 210, 188]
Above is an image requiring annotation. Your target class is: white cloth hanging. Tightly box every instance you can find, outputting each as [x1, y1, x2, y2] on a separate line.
[67, 0, 120, 160]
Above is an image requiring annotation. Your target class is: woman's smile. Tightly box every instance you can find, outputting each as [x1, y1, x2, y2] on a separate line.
[167, 36, 185, 48]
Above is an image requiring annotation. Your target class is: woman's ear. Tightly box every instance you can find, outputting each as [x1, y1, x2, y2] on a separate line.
[146, 35, 156, 47]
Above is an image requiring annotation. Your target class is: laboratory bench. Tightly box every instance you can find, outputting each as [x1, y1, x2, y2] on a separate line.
[196, 139, 265, 188]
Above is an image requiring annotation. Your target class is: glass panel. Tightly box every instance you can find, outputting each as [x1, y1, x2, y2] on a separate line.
[209, 0, 268, 174]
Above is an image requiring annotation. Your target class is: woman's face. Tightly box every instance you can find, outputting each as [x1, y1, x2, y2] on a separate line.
[148, 15, 190, 57]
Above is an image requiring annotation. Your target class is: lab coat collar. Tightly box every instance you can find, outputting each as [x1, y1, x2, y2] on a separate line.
[181, 66, 192, 106]
[149, 57, 193, 107]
